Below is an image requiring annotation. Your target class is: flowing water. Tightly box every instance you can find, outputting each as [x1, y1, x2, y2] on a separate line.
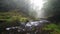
[0, 0, 51, 34]
[5, 20, 50, 34]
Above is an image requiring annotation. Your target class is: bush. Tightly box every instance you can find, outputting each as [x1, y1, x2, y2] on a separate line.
[43, 23, 60, 34]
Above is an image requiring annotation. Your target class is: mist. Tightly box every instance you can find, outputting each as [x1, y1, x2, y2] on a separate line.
[1, 0, 60, 18]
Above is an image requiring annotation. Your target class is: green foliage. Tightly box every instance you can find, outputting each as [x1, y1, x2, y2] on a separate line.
[0, 11, 30, 22]
[43, 23, 60, 34]
[0, 11, 30, 28]
[43, 24, 58, 30]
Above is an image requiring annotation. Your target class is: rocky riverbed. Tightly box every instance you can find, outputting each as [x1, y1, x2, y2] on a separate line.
[4, 19, 50, 34]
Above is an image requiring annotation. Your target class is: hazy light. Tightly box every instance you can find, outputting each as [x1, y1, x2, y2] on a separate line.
[29, 0, 47, 18]
[30, 0, 44, 10]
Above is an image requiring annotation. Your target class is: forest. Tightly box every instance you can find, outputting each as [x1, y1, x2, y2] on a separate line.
[0, 0, 60, 34]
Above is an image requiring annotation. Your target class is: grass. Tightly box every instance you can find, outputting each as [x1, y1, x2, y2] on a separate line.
[0, 11, 60, 34]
